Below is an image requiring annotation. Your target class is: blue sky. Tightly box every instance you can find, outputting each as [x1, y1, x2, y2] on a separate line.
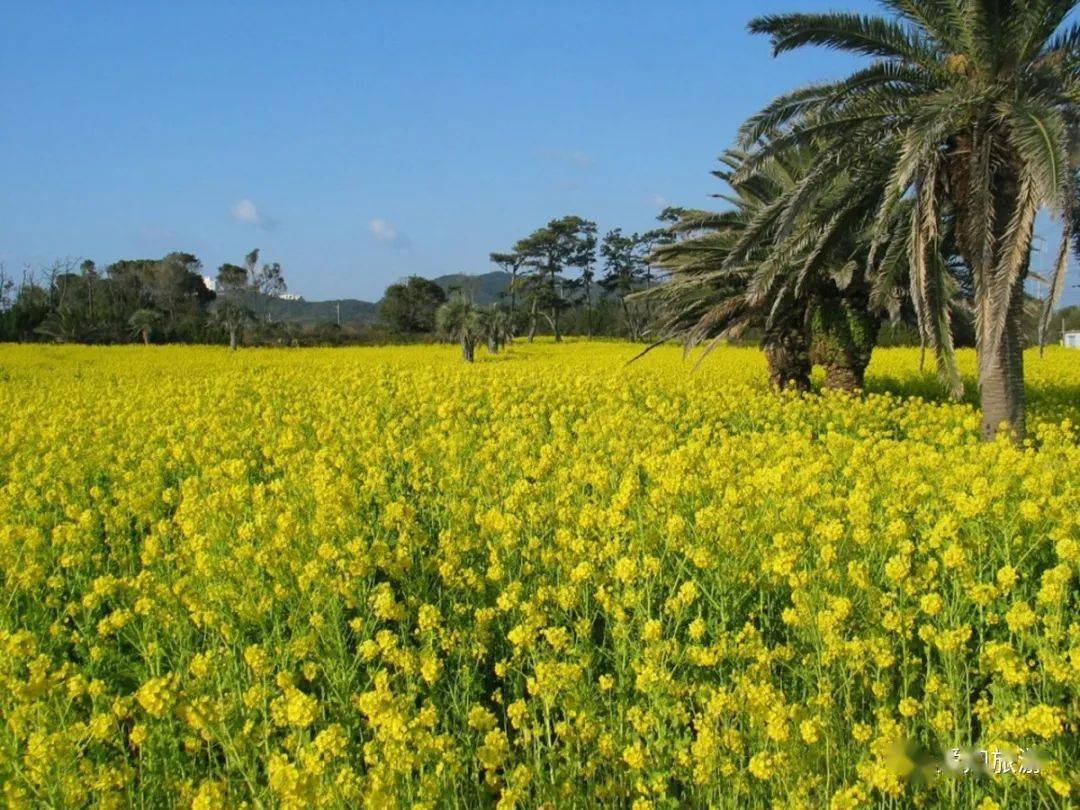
[2, 0, 1077, 304]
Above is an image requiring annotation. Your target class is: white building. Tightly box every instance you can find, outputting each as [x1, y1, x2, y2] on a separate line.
[1065, 331, 1080, 349]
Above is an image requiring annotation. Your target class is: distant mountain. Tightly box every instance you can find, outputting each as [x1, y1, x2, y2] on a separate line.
[430, 271, 512, 305]
[234, 271, 513, 326]
[236, 292, 380, 326]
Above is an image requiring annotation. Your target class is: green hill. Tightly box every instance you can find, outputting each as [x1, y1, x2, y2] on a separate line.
[235, 271, 514, 326]
[430, 271, 512, 305]
[233, 292, 380, 326]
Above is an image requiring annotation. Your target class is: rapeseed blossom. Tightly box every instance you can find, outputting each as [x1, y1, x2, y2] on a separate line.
[0, 341, 1077, 807]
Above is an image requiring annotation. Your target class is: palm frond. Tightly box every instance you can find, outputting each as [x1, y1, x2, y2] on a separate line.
[982, 167, 1039, 368]
[739, 61, 927, 145]
[1038, 216, 1071, 350]
[1005, 98, 1069, 205]
[748, 12, 941, 65]
[870, 205, 912, 320]
[909, 162, 963, 397]
[880, 0, 969, 54]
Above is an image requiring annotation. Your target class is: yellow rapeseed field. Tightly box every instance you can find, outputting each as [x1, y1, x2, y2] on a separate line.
[0, 341, 1077, 808]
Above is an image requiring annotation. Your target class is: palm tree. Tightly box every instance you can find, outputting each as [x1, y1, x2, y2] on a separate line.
[128, 308, 161, 345]
[436, 294, 482, 362]
[641, 146, 898, 392]
[743, 2, 1080, 438]
[476, 306, 512, 354]
[212, 300, 255, 351]
[640, 177, 812, 390]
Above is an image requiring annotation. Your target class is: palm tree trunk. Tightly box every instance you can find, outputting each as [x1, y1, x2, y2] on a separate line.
[823, 363, 862, 391]
[141, 328, 149, 345]
[461, 337, 474, 362]
[809, 296, 878, 392]
[229, 328, 238, 351]
[978, 276, 1025, 441]
[818, 348, 872, 392]
[949, 159, 1029, 441]
[763, 327, 810, 392]
[528, 299, 537, 342]
[551, 307, 561, 342]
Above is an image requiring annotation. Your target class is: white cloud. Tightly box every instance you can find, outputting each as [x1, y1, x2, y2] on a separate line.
[231, 198, 261, 225]
[230, 198, 277, 229]
[651, 194, 669, 208]
[369, 218, 410, 248]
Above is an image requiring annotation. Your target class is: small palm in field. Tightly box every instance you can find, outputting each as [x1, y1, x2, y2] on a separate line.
[127, 309, 161, 345]
[477, 306, 512, 354]
[436, 294, 483, 362]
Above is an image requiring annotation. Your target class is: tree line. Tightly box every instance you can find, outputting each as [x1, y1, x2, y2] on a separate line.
[0, 250, 289, 347]
[488, 210, 686, 342]
[0, 212, 695, 349]
[377, 211, 687, 344]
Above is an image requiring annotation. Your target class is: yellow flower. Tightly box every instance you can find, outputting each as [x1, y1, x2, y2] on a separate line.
[884, 555, 909, 585]
[996, 565, 1018, 591]
[898, 697, 920, 718]
[642, 620, 662, 642]
[1, 342, 1077, 807]
[129, 724, 148, 747]
[88, 713, 112, 741]
[748, 752, 772, 780]
[271, 687, 318, 729]
[942, 544, 966, 570]
[1005, 601, 1037, 632]
[622, 743, 646, 770]
[467, 705, 498, 733]
[244, 645, 270, 676]
[191, 780, 226, 810]
[852, 723, 872, 743]
[918, 593, 943, 617]
[135, 676, 174, 718]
